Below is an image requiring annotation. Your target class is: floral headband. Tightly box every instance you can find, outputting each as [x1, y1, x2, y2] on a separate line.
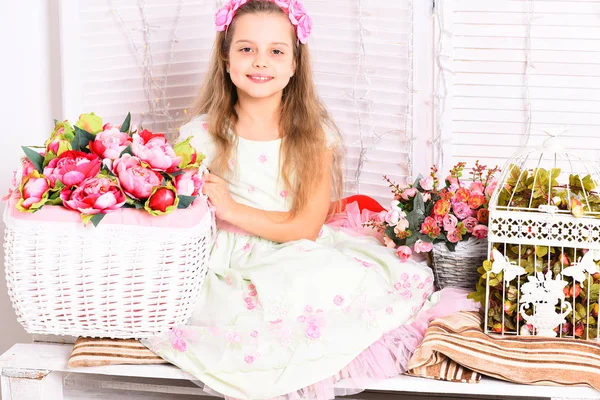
[215, 0, 313, 44]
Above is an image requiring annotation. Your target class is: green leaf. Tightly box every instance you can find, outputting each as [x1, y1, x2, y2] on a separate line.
[445, 242, 457, 252]
[119, 145, 133, 157]
[413, 192, 425, 214]
[54, 119, 58, 126]
[177, 195, 197, 209]
[71, 126, 96, 152]
[90, 213, 106, 227]
[405, 209, 423, 231]
[21, 146, 44, 173]
[120, 112, 131, 133]
[405, 234, 419, 247]
[535, 246, 549, 258]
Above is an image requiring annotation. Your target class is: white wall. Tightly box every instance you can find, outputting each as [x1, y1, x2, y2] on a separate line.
[0, 1, 62, 356]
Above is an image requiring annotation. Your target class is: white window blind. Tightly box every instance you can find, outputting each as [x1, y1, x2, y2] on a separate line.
[445, 0, 600, 172]
[59, 0, 433, 204]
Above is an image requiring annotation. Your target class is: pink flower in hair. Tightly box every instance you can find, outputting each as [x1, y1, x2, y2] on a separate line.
[295, 14, 312, 44]
[288, 0, 307, 24]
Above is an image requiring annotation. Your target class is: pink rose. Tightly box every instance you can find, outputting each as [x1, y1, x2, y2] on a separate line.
[60, 177, 126, 216]
[469, 182, 485, 194]
[422, 192, 431, 202]
[90, 127, 132, 160]
[442, 214, 458, 232]
[274, 0, 291, 8]
[305, 324, 321, 339]
[446, 229, 461, 243]
[384, 209, 401, 226]
[472, 224, 488, 239]
[463, 216, 479, 233]
[413, 240, 433, 253]
[295, 14, 312, 44]
[215, 3, 235, 31]
[43, 150, 101, 188]
[419, 176, 434, 191]
[468, 193, 486, 209]
[174, 169, 204, 197]
[452, 201, 472, 220]
[446, 176, 458, 186]
[485, 179, 498, 198]
[401, 188, 417, 200]
[15, 171, 50, 212]
[393, 218, 409, 235]
[113, 154, 162, 200]
[395, 245, 412, 262]
[145, 186, 178, 215]
[131, 130, 181, 172]
[383, 236, 396, 248]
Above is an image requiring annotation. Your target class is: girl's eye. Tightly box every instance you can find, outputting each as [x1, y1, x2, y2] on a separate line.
[240, 47, 252, 53]
[272, 49, 283, 55]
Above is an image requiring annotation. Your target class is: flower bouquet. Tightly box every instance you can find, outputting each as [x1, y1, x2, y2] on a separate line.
[3, 113, 214, 339]
[9, 112, 206, 225]
[368, 161, 500, 289]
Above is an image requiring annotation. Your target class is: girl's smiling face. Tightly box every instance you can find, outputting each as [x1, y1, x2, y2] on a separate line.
[228, 12, 296, 102]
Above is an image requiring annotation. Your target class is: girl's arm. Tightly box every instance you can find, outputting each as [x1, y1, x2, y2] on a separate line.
[202, 150, 333, 243]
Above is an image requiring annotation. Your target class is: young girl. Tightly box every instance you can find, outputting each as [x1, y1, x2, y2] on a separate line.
[142, 1, 476, 399]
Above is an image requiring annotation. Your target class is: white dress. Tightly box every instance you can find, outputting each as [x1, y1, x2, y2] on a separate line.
[142, 115, 437, 400]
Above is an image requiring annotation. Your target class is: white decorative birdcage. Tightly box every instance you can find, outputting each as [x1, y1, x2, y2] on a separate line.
[481, 132, 600, 340]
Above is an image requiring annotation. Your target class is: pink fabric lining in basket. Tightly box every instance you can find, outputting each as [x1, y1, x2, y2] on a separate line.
[5, 192, 211, 229]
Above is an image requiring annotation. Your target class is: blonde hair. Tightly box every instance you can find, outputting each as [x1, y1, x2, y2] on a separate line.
[190, 0, 344, 218]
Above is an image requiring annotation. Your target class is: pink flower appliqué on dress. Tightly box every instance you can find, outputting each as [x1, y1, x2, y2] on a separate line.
[258, 154, 268, 164]
[305, 324, 321, 339]
[169, 328, 188, 352]
[333, 295, 344, 306]
[279, 190, 288, 199]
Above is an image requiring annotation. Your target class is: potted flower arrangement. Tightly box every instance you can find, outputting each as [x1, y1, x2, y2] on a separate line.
[368, 161, 500, 289]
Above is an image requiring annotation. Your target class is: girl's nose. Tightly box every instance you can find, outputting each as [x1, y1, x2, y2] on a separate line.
[253, 53, 267, 68]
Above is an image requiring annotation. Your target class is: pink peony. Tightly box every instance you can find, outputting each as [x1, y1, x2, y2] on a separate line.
[463, 216, 479, 233]
[16, 171, 50, 212]
[113, 154, 162, 200]
[60, 177, 126, 216]
[175, 170, 204, 196]
[43, 150, 101, 188]
[472, 224, 488, 239]
[442, 214, 458, 232]
[413, 240, 433, 253]
[446, 229, 462, 243]
[452, 201, 472, 220]
[90, 127, 132, 160]
[395, 245, 412, 262]
[131, 130, 181, 172]
[419, 176, 434, 191]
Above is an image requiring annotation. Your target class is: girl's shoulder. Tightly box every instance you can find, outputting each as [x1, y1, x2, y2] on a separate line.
[178, 114, 210, 140]
[177, 114, 216, 165]
[323, 122, 342, 149]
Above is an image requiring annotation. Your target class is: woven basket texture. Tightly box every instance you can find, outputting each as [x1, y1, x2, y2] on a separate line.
[430, 237, 488, 290]
[3, 211, 213, 339]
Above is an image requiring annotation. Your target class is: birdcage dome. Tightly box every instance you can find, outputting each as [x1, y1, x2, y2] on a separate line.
[487, 132, 600, 250]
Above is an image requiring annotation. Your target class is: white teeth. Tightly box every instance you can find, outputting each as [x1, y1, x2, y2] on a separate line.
[250, 76, 271, 81]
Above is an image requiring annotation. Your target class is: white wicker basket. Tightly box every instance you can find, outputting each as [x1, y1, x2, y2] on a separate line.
[430, 237, 488, 290]
[3, 202, 214, 339]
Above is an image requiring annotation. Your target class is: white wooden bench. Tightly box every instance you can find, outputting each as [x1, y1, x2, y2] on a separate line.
[1, 342, 599, 400]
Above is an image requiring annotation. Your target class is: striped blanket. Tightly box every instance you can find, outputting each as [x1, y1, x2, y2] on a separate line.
[407, 311, 600, 391]
[68, 337, 168, 368]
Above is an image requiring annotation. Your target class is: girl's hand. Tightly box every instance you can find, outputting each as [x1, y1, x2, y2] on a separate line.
[202, 173, 237, 221]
